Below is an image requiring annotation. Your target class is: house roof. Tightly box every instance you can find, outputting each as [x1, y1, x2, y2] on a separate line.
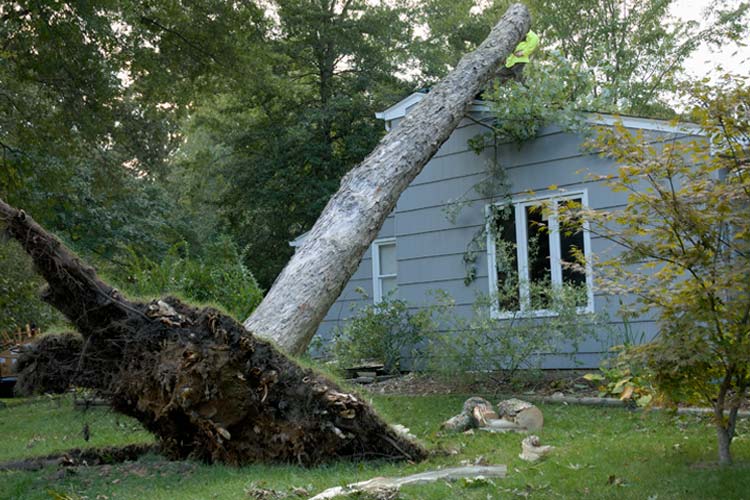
[375, 91, 704, 136]
[291, 95, 704, 249]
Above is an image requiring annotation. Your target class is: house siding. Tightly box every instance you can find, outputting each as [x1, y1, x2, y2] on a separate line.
[312, 109, 702, 369]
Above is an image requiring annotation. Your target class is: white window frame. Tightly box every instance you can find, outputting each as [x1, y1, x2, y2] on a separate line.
[372, 238, 397, 303]
[486, 190, 594, 319]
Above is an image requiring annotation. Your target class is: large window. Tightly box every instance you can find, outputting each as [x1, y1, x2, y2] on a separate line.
[372, 239, 397, 303]
[486, 192, 593, 317]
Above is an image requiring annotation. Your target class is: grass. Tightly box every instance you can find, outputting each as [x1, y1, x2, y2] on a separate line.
[1, 393, 749, 499]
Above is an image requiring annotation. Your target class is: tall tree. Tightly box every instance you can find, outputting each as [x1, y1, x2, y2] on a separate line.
[245, 3, 531, 355]
[0, 1, 267, 264]
[175, 0, 415, 288]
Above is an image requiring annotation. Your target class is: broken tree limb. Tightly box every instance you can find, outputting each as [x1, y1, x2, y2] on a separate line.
[0, 199, 426, 465]
[524, 394, 750, 417]
[309, 465, 508, 500]
[245, 4, 532, 355]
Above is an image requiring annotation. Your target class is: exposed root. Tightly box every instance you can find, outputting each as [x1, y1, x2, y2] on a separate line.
[0, 444, 158, 471]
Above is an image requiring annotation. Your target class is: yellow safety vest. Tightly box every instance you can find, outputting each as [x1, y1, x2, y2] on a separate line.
[505, 30, 540, 68]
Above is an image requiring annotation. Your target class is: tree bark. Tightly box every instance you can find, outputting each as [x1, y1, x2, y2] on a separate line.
[717, 425, 733, 466]
[0, 199, 426, 465]
[245, 3, 532, 355]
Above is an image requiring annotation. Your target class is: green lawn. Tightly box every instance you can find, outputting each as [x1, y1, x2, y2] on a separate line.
[1, 394, 748, 499]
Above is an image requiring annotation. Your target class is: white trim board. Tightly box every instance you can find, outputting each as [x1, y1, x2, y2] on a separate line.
[485, 189, 594, 320]
[375, 92, 704, 136]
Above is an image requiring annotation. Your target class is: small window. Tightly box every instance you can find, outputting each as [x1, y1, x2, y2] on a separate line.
[372, 239, 397, 303]
[487, 192, 593, 317]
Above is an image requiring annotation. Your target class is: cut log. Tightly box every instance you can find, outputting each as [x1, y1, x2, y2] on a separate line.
[245, 3, 532, 355]
[309, 465, 508, 500]
[0, 199, 426, 466]
[441, 397, 496, 432]
[519, 435, 553, 462]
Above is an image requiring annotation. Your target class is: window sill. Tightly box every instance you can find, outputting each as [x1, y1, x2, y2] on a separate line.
[491, 305, 594, 320]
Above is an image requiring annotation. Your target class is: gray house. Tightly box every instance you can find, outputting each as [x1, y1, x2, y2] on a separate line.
[297, 92, 703, 369]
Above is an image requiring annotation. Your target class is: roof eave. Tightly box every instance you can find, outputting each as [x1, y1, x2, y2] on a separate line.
[375, 93, 705, 136]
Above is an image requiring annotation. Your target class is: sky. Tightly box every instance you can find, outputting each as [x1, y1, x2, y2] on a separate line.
[671, 0, 750, 79]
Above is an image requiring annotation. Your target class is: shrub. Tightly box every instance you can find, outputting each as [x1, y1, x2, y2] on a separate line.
[585, 349, 656, 407]
[331, 293, 435, 374]
[424, 288, 602, 384]
[121, 237, 262, 319]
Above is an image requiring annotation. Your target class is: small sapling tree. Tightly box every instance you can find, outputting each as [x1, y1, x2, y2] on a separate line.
[575, 75, 750, 465]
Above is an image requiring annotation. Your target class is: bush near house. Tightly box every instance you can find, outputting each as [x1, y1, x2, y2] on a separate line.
[330, 293, 433, 373]
[424, 287, 601, 384]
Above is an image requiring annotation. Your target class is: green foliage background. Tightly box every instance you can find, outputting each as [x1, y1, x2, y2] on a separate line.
[121, 238, 263, 320]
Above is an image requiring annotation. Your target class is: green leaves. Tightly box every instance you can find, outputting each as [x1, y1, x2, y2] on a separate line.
[329, 293, 433, 374]
[0, 241, 60, 332]
[120, 238, 263, 320]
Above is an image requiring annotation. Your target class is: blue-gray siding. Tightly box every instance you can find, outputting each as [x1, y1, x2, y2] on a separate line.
[314, 115, 700, 368]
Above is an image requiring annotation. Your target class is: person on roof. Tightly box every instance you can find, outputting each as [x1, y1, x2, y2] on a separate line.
[499, 30, 539, 83]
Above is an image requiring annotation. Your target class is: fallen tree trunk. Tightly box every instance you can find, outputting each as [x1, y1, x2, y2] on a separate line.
[0, 200, 425, 465]
[245, 3, 532, 355]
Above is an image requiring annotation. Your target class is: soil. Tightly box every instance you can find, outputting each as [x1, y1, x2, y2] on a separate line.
[0, 444, 157, 471]
[15, 332, 83, 395]
[366, 371, 601, 397]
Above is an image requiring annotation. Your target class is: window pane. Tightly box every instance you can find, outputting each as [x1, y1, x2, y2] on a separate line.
[526, 204, 551, 309]
[379, 244, 397, 276]
[492, 205, 519, 311]
[559, 198, 587, 306]
[381, 276, 397, 297]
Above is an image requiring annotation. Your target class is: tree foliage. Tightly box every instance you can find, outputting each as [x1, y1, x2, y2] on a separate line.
[0, 241, 59, 333]
[529, 0, 749, 115]
[174, 0, 414, 287]
[576, 74, 750, 465]
[0, 1, 271, 303]
[414, 0, 749, 115]
[121, 238, 263, 320]
[0, 1, 266, 266]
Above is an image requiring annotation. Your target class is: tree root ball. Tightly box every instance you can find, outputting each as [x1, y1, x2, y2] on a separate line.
[16, 332, 83, 395]
[19, 298, 427, 466]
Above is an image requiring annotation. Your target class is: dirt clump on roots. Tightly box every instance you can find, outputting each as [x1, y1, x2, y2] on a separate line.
[1, 199, 426, 466]
[15, 332, 83, 395]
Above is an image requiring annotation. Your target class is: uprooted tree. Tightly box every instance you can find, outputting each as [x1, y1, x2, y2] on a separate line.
[3, 4, 530, 465]
[3, 199, 426, 465]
